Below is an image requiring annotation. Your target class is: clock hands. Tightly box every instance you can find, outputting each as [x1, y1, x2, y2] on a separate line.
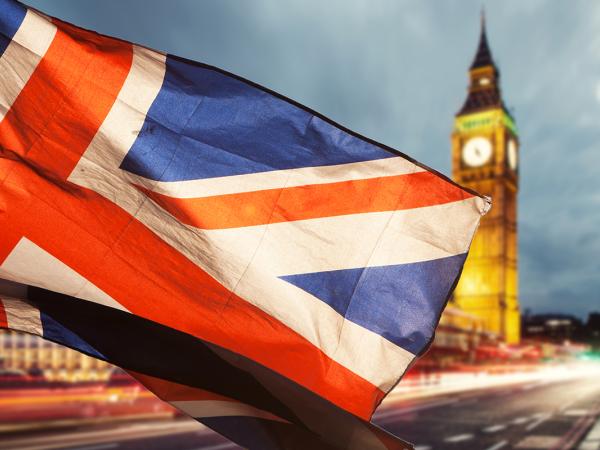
[462, 136, 492, 167]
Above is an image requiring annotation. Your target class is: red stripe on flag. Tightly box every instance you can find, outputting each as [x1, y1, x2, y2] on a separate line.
[0, 226, 22, 266]
[0, 19, 134, 179]
[136, 171, 473, 229]
[0, 300, 8, 328]
[0, 19, 383, 418]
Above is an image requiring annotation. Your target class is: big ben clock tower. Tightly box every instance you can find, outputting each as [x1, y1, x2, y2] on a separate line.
[451, 14, 521, 344]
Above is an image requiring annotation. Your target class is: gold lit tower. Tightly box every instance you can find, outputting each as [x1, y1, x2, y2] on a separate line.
[451, 13, 520, 344]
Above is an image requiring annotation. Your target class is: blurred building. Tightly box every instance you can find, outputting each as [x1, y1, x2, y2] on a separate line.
[0, 330, 112, 382]
[587, 313, 600, 349]
[425, 306, 499, 368]
[449, 13, 521, 344]
[522, 314, 584, 343]
[522, 312, 600, 350]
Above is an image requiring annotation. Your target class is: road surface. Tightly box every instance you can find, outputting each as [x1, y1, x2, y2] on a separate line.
[1, 370, 598, 450]
[375, 371, 600, 450]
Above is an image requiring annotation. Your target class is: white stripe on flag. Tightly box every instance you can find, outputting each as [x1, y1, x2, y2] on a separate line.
[205, 197, 484, 276]
[0, 297, 42, 336]
[0, 8, 56, 122]
[126, 157, 423, 198]
[0, 238, 128, 312]
[171, 400, 289, 423]
[68, 45, 167, 214]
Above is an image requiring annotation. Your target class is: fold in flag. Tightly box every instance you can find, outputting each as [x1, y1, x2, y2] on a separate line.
[0, 0, 490, 448]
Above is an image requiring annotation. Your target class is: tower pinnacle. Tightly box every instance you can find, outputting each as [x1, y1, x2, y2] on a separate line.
[470, 8, 496, 70]
[457, 12, 505, 115]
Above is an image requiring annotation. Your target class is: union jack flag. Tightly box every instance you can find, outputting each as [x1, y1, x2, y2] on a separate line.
[0, 1, 489, 448]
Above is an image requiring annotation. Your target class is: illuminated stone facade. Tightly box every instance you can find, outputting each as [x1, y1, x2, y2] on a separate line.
[450, 15, 521, 344]
[0, 330, 112, 382]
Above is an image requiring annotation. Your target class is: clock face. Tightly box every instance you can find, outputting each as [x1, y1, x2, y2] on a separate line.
[507, 139, 518, 171]
[462, 137, 492, 167]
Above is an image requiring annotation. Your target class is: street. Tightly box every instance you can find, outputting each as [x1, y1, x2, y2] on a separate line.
[375, 371, 600, 450]
[0, 370, 598, 450]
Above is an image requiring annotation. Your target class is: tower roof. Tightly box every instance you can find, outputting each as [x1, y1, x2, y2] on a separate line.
[457, 10, 510, 117]
[470, 11, 496, 70]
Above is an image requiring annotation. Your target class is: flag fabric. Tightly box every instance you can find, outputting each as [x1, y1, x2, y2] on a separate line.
[0, 1, 490, 449]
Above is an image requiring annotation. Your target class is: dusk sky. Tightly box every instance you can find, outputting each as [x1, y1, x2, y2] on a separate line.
[27, 0, 600, 319]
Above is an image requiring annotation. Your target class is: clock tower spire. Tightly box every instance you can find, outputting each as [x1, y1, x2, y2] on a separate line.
[459, 10, 504, 116]
[451, 13, 521, 344]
